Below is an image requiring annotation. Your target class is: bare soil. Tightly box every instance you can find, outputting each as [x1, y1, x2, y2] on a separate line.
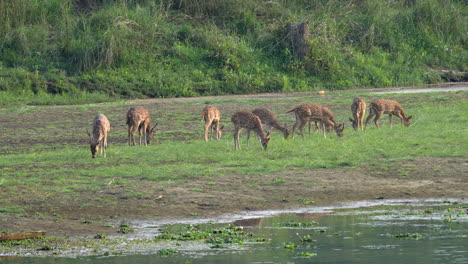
[0, 87, 467, 238]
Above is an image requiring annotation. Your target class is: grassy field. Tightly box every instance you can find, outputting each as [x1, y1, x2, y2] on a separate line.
[1, 89, 466, 196]
[0, 88, 467, 241]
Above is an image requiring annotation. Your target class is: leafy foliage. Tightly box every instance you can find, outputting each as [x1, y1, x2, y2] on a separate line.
[0, 0, 466, 105]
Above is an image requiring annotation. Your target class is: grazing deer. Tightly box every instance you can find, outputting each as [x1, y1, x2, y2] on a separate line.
[126, 106, 158, 146]
[201, 105, 224, 141]
[349, 98, 366, 131]
[231, 111, 270, 150]
[87, 113, 110, 158]
[287, 104, 345, 139]
[364, 99, 412, 129]
[251, 108, 289, 139]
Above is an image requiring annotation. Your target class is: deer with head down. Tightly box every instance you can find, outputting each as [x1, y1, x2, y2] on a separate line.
[231, 111, 270, 150]
[251, 108, 289, 139]
[365, 99, 412, 129]
[126, 106, 158, 146]
[87, 113, 110, 158]
[349, 97, 366, 131]
[201, 105, 224, 141]
[287, 104, 344, 139]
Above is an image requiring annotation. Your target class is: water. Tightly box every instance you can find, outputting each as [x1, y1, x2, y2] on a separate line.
[2, 199, 467, 263]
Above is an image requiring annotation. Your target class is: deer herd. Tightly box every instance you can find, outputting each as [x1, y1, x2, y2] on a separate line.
[87, 97, 412, 157]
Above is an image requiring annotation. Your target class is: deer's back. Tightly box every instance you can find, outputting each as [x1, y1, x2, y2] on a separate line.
[352, 98, 366, 113]
[127, 107, 150, 125]
[252, 108, 277, 124]
[231, 111, 263, 129]
[92, 114, 110, 140]
[371, 99, 403, 113]
[202, 105, 221, 121]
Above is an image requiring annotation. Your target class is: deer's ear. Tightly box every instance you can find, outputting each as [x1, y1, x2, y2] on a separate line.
[151, 122, 159, 131]
[408, 116, 413, 120]
[220, 125, 225, 130]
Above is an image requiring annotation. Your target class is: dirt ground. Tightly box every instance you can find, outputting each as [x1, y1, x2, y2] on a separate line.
[0, 86, 467, 238]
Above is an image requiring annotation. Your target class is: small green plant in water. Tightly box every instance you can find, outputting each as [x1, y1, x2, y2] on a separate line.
[392, 233, 422, 239]
[118, 223, 135, 234]
[284, 242, 297, 250]
[278, 221, 319, 227]
[300, 252, 318, 257]
[157, 248, 178, 256]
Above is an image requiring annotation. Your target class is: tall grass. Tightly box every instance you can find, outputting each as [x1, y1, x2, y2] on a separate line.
[0, 0, 466, 104]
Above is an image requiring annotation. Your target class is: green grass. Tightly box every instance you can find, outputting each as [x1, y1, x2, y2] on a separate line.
[1, 93, 466, 194]
[0, 0, 466, 105]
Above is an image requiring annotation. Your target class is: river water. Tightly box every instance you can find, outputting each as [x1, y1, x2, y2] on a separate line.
[3, 199, 467, 264]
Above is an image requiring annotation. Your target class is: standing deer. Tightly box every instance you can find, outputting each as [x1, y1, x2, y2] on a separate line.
[349, 98, 366, 131]
[365, 99, 412, 129]
[87, 113, 110, 158]
[201, 105, 224, 141]
[231, 111, 270, 150]
[287, 104, 345, 139]
[251, 108, 289, 139]
[126, 106, 158, 146]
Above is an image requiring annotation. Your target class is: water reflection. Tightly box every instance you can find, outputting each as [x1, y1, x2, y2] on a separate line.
[3, 199, 467, 264]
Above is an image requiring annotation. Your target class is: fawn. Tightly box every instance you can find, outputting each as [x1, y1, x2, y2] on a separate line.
[231, 111, 270, 150]
[252, 108, 289, 139]
[349, 98, 366, 131]
[365, 99, 412, 129]
[201, 105, 224, 141]
[287, 104, 345, 139]
[87, 113, 110, 158]
[126, 106, 158, 146]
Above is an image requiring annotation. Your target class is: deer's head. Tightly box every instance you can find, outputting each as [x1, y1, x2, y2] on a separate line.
[261, 132, 271, 150]
[335, 123, 345, 137]
[87, 129, 98, 158]
[216, 125, 225, 141]
[403, 116, 413, 127]
[146, 122, 159, 144]
[349, 117, 358, 130]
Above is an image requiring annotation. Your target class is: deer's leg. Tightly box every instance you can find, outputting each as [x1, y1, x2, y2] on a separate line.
[374, 112, 383, 128]
[204, 121, 210, 141]
[103, 136, 107, 157]
[298, 119, 307, 139]
[359, 113, 364, 131]
[365, 111, 375, 130]
[128, 126, 133, 146]
[215, 121, 221, 141]
[234, 128, 241, 150]
[389, 114, 393, 128]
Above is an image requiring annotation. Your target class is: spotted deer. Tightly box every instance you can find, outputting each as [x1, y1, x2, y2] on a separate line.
[251, 108, 289, 139]
[201, 105, 224, 141]
[87, 113, 110, 158]
[349, 98, 366, 131]
[365, 99, 412, 129]
[126, 106, 158, 146]
[231, 111, 270, 150]
[287, 104, 345, 139]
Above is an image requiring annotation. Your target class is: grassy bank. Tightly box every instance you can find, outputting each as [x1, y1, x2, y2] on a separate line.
[0, 0, 467, 106]
[0, 91, 466, 195]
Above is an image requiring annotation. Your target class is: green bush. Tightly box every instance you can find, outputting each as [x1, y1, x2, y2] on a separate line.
[0, 0, 465, 105]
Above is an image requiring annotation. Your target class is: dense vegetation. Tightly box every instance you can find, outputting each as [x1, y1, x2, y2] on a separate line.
[0, 0, 466, 105]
